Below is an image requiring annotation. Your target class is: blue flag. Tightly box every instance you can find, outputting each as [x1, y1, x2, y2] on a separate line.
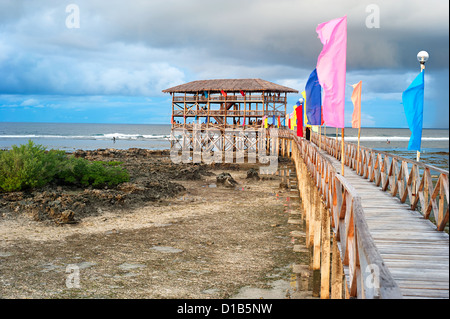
[305, 68, 322, 126]
[402, 71, 424, 151]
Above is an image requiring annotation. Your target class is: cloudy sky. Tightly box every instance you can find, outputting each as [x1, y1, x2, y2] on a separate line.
[0, 0, 448, 128]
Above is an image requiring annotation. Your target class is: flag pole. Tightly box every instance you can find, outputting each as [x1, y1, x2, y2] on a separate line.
[335, 127, 338, 157]
[319, 125, 322, 151]
[357, 126, 361, 174]
[417, 62, 426, 162]
[341, 128, 345, 176]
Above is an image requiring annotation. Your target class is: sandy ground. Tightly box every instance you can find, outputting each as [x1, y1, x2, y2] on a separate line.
[0, 166, 312, 299]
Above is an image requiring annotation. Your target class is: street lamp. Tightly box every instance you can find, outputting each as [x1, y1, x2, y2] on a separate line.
[417, 51, 429, 71]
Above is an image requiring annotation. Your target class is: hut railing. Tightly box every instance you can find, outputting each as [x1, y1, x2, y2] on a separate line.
[173, 110, 285, 118]
[311, 132, 449, 232]
[173, 95, 287, 103]
[279, 129, 403, 298]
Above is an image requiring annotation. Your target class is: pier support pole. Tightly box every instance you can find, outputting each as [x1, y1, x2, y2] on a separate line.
[320, 202, 331, 299]
[331, 234, 344, 299]
[312, 185, 322, 297]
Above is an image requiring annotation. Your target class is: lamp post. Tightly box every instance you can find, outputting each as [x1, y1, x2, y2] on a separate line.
[416, 51, 429, 161]
[417, 50, 429, 71]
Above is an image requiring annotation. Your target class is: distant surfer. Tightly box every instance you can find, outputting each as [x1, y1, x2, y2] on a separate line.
[386, 139, 390, 144]
[113, 137, 116, 143]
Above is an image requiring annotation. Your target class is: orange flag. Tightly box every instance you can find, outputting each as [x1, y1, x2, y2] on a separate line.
[351, 81, 362, 129]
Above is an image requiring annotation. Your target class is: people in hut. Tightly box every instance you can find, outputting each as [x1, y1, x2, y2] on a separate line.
[306, 127, 311, 141]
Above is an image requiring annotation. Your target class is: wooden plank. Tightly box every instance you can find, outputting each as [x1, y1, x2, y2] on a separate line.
[293, 245, 309, 253]
[294, 134, 449, 299]
[288, 218, 302, 225]
[396, 279, 449, 289]
[290, 230, 306, 237]
[400, 288, 449, 298]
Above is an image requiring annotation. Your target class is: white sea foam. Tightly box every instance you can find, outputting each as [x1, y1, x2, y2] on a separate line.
[0, 134, 169, 140]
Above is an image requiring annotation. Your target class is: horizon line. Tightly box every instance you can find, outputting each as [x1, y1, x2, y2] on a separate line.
[0, 121, 449, 130]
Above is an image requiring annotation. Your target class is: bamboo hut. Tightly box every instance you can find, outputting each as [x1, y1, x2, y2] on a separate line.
[163, 78, 298, 130]
[163, 78, 298, 158]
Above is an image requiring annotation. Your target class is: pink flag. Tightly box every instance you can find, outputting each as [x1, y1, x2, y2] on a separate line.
[316, 16, 347, 128]
[351, 81, 362, 128]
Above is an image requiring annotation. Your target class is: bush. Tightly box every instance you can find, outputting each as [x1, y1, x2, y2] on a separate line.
[57, 156, 129, 188]
[0, 141, 129, 192]
[0, 141, 66, 192]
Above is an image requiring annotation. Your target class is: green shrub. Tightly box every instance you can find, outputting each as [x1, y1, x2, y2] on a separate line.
[0, 141, 66, 192]
[0, 140, 129, 192]
[58, 156, 129, 188]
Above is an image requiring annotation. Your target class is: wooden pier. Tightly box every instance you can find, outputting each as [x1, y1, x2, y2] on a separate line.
[163, 79, 448, 299]
[278, 129, 449, 299]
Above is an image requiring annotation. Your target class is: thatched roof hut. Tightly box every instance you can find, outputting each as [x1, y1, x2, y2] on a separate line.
[162, 78, 299, 94]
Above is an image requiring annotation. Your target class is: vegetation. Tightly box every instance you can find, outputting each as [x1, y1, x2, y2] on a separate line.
[0, 141, 129, 192]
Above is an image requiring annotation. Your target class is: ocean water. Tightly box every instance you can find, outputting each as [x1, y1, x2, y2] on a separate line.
[328, 127, 449, 171]
[0, 122, 171, 151]
[0, 123, 448, 170]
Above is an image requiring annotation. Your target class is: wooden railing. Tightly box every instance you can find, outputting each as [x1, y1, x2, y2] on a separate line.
[279, 129, 402, 298]
[173, 95, 286, 103]
[173, 110, 284, 118]
[311, 132, 449, 231]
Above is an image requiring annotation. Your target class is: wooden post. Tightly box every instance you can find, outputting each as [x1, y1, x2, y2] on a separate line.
[312, 186, 322, 297]
[304, 168, 311, 247]
[357, 127, 361, 174]
[335, 128, 338, 159]
[320, 203, 331, 299]
[308, 176, 314, 248]
[207, 91, 210, 129]
[184, 92, 187, 128]
[319, 126, 322, 151]
[331, 234, 343, 299]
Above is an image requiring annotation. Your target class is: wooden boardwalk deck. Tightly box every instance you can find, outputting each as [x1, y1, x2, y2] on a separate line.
[320, 149, 449, 299]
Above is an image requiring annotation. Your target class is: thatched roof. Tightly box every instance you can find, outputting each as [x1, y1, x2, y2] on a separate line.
[162, 78, 299, 94]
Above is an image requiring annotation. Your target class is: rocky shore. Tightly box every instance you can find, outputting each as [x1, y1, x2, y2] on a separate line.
[0, 148, 315, 299]
[0, 148, 213, 225]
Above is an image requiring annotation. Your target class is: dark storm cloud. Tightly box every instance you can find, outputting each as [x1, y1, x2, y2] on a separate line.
[0, 0, 448, 128]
